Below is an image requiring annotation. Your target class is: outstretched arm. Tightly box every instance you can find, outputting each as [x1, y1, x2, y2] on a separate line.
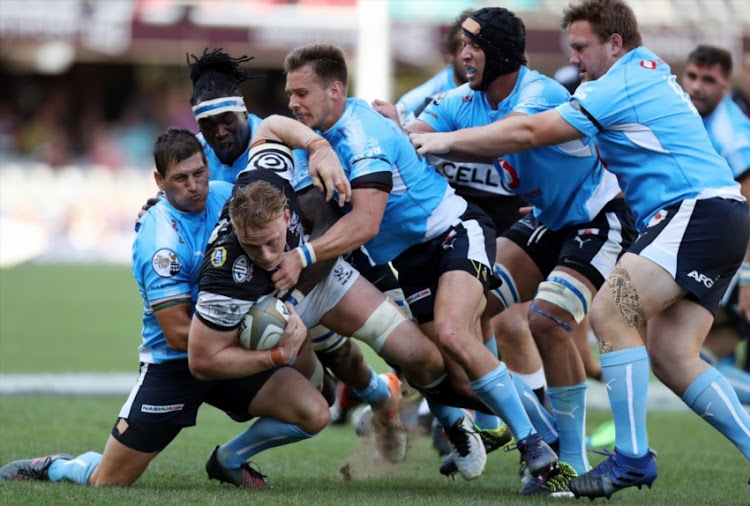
[252, 114, 351, 206]
[271, 187, 388, 292]
[409, 109, 584, 159]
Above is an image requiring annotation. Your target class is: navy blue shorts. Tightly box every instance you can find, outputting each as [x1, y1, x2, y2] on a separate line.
[503, 198, 636, 288]
[118, 360, 278, 426]
[393, 203, 497, 323]
[630, 197, 750, 314]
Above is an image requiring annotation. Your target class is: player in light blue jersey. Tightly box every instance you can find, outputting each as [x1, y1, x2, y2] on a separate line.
[0, 128, 330, 489]
[408, 7, 634, 495]
[132, 133, 233, 365]
[257, 42, 559, 485]
[394, 9, 471, 125]
[186, 48, 413, 463]
[411, 0, 750, 499]
[683, 45, 750, 404]
[374, 7, 524, 465]
[187, 49, 266, 184]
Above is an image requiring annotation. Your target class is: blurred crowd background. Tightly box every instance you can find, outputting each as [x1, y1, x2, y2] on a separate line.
[1, 0, 749, 266]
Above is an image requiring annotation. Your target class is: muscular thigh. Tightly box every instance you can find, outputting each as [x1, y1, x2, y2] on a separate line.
[394, 203, 496, 324]
[630, 197, 749, 314]
[319, 276, 388, 337]
[603, 252, 686, 324]
[495, 236, 543, 301]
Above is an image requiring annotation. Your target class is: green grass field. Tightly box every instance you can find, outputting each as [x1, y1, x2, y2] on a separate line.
[0, 264, 142, 372]
[0, 264, 748, 504]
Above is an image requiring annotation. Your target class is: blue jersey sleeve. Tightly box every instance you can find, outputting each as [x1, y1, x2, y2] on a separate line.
[705, 96, 750, 179]
[133, 207, 193, 309]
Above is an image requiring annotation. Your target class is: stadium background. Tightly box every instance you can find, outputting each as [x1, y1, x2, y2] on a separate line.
[1, 0, 748, 268]
[1, 5, 750, 504]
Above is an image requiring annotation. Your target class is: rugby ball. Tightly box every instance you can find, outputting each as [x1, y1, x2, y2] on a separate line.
[238, 296, 290, 350]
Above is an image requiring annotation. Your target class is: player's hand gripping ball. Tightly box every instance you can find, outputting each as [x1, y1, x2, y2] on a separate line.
[238, 296, 290, 350]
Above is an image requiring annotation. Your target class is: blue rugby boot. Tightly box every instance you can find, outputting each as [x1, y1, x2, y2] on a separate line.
[511, 433, 558, 478]
[569, 448, 657, 500]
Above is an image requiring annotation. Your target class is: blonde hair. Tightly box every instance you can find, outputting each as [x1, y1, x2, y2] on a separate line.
[229, 180, 288, 231]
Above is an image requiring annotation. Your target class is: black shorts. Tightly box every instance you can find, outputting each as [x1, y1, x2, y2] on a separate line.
[630, 197, 750, 314]
[503, 198, 636, 288]
[345, 247, 401, 293]
[458, 192, 526, 236]
[393, 203, 497, 323]
[118, 360, 277, 427]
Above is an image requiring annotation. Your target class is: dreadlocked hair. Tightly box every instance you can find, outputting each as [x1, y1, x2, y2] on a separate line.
[187, 48, 262, 105]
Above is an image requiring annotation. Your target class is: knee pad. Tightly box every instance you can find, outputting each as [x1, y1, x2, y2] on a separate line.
[535, 270, 592, 324]
[490, 262, 520, 309]
[352, 299, 407, 353]
[111, 417, 181, 453]
[309, 324, 347, 353]
[384, 287, 414, 320]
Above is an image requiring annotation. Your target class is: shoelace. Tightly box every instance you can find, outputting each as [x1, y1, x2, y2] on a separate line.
[513, 434, 545, 460]
[586, 449, 618, 478]
[240, 462, 268, 488]
[23, 457, 52, 480]
[445, 420, 477, 457]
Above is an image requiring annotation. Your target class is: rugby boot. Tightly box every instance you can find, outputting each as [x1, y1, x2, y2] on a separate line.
[0, 453, 72, 481]
[520, 461, 577, 497]
[442, 412, 487, 480]
[569, 448, 658, 500]
[205, 446, 271, 489]
[371, 372, 408, 463]
[512, 432, 558, 478]
[439, 423, 513, 477]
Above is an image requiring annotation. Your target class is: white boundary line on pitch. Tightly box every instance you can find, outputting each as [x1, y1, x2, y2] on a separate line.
[0, 373, 693, 411]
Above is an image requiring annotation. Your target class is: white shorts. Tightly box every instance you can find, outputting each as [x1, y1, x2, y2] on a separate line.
[295, 257, 360, 328]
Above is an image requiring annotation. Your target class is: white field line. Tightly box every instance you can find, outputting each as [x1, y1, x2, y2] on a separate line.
[0, 373, 693, 412]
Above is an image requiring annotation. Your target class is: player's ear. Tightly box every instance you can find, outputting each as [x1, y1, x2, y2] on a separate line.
[609, 33, 624, 56]
[330, 80, 344, 99]
[154, 169, 165, 192]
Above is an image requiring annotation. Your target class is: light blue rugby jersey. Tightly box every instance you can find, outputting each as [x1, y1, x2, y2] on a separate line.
[294, 97, 467, 264]
[421, 68, 619, 231]
[703, 94, 750, 180]
[197, 113, 265, 183]
[132, 181, 233, 364]
[557, 46, 742, 232]
[396, 65, 456, 122]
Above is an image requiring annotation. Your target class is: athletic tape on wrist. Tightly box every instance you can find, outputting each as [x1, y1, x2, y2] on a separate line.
[296, 243, 316, 268]
[740, 263, 750, 286]
[269, 347, 285, 367]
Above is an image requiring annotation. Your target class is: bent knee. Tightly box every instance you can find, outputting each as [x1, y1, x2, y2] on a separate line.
[298, 399, 331, 434]
[527, 306, 574, 346]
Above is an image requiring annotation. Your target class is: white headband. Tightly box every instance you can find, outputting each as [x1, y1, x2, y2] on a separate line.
[192, 96, 247, 120]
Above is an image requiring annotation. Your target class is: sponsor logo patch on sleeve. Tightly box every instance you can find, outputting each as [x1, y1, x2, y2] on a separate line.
[152, 249, 182, 277]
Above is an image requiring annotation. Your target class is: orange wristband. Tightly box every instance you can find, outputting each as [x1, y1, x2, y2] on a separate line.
[305, 137, 330, 153]
[269, 347, 285, 367]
